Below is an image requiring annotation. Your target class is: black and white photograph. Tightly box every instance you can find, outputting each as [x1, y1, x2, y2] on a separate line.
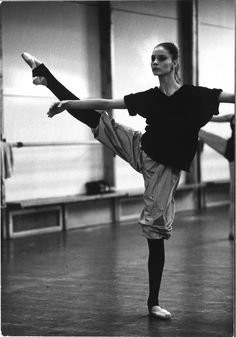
[1, 0, 235, 336]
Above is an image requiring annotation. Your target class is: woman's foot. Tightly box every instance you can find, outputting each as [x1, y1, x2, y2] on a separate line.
[21, 52, 47, 86]
[149, 306, 172, 319]
[21, 52, 41, 69]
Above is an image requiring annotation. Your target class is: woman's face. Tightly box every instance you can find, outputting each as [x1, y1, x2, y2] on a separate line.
[151, 46, 175, 77]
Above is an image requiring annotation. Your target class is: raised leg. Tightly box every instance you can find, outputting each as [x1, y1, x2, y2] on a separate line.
[22, 53, 101, 128]
[199, 129, 227, 156]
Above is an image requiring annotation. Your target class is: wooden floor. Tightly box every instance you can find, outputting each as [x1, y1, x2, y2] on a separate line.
[1, 205, 234, 337]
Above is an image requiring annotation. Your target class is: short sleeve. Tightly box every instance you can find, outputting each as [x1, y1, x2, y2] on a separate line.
[195, 86, 223, 126]
[124, 89, 154, 117]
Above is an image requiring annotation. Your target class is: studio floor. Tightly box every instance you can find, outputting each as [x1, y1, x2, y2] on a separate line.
[1, 205, 234, 337]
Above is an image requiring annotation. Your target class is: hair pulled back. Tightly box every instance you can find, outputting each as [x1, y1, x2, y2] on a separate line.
[156, 42, 181, 84]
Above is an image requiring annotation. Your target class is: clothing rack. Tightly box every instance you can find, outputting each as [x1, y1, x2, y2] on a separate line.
[10, 141, 101, 148]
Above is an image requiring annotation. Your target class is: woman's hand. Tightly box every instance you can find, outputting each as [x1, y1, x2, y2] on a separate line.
[47, 101, 67, 118]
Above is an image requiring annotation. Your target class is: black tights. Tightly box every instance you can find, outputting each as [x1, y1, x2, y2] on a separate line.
[147, 238, 165, 310]
[33, 64, 165, 310]
[33, 64, 101, 128]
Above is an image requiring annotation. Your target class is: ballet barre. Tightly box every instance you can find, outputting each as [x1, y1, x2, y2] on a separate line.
[11, 141, 101, 148]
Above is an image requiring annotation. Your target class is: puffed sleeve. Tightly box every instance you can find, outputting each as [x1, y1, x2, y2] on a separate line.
[195, 86, 223, 126]
[124, 88, 154, 118]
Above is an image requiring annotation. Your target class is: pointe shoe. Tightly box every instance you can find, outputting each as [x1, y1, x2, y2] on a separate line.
[149, 306, 172, 319]
[21, 52, 47, 86]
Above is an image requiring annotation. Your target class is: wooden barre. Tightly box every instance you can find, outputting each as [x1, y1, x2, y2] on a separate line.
[11, 141, 101, 148]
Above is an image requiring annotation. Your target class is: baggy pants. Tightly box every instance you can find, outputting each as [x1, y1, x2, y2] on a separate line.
[92, 112, 181, 240]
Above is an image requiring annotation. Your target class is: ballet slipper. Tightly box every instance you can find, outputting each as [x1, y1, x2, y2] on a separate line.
[21, 52, 47, 86]
[149, 305, 172, 319]
[21, 52, 41, 69]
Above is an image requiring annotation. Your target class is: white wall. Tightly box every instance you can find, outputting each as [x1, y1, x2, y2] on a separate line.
[198, 0, 234, 181]
[2, 2, 103, 201]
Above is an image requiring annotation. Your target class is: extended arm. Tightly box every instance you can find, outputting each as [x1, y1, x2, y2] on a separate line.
[211, 114, 234, 122]
[47, 98, 127, 117]
[218, 91, 235, 103]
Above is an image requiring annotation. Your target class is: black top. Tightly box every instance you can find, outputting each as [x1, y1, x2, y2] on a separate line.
[124, 85, 222, 171]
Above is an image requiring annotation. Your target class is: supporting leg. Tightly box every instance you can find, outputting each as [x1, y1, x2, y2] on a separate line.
[147, 238, 171, 319]
[147, 238, 165, 309]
